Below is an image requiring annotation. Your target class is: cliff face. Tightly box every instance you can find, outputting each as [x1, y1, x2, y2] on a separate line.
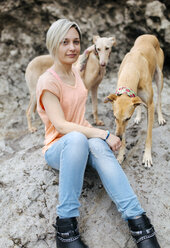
[1, 0, 169, 114]
[0, 0, 170, 71]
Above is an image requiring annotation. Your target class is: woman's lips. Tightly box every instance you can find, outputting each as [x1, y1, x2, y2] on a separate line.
[67, 54, 77, 58]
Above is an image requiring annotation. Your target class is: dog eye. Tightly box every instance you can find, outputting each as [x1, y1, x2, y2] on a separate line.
[125, 117, 131, 121]
[105, 47, 109, 50]
[97, 48, 101, 51]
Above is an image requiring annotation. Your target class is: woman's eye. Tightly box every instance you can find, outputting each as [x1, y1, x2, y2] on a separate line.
[62, 40, 68, 45]
[74, 40, 80, 45]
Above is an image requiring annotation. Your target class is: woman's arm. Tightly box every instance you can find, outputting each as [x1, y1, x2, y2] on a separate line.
[42, 91, 121, 151]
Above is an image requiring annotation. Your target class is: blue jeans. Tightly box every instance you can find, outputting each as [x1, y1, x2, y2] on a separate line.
[45, 131, 144, 220]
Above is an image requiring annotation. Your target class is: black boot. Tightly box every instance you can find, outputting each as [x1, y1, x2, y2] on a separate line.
[53, 217, 88, 248]
[128, 214, 161, 248]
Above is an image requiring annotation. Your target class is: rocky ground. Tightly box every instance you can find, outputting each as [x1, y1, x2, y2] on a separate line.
[0, 70, 170, 248]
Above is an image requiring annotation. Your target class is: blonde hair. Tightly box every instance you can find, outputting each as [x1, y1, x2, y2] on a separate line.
[46, 19, 81, 58]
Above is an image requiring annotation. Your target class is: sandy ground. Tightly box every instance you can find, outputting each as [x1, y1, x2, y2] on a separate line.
[0, 71, 170, 248]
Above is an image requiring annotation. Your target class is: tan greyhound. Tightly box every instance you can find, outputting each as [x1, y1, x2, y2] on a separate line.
[104, 34, 166, 168]
[25, 35, 116, 132]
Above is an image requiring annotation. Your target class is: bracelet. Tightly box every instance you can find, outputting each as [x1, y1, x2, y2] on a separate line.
[104, 130, 110, 141]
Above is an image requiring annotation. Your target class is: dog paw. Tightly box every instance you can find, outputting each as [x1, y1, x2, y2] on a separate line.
[134, 117, 141, 124]
[142, 154, 153, 168]
[158, 117, 166, 126]
[95, 120, 105, 126]
[29, 126, 37, 133]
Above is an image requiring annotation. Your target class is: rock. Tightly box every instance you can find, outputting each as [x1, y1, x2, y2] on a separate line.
[0, 238, 14, 248]
[0, 76, 9, 95]
[145, 1, 170, 36]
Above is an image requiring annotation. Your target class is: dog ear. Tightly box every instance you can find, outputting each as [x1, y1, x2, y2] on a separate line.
[132, 96, 147, 107]
[93, 35, 100, 43]
[104, 94, 117, 103]
[109, 37, 116, 46]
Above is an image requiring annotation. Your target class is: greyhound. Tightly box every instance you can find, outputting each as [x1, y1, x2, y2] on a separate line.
[25, 35, 116, 132]
[104, 34, 166, 168]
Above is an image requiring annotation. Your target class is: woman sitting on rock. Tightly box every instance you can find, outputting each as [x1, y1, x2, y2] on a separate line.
[36, 18, 161, 248]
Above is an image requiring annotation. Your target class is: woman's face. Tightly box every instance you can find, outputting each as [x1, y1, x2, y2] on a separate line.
[57, 27, 81, 65]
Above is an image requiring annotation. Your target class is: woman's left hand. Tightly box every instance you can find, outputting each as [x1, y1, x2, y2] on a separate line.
[106, 133, 122, 151]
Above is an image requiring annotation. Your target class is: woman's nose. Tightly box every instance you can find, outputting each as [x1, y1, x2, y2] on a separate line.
[69, 42, 75, 50]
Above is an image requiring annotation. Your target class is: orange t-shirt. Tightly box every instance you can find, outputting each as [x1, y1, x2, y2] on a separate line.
[36, 66, 91, 153]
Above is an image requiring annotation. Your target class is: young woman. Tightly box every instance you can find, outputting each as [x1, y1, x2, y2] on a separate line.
[36, 19, 161, 248]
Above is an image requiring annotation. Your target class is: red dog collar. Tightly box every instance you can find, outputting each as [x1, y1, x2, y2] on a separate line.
[115, 87, 136, 97]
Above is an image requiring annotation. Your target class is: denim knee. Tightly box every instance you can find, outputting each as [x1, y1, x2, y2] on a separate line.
[68, 131, 88, 142]
[44, 131, 89, 170]
[67, 131, 88, 148]
[63, 131, 89, 158]
[88, 137, 112, 157]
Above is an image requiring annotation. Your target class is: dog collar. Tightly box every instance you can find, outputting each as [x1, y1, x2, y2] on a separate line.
[94, 45, 99, 59]
[115, 87, 136, 97]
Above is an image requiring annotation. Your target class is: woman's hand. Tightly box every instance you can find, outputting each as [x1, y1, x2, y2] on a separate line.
[105, 133, 122, 151]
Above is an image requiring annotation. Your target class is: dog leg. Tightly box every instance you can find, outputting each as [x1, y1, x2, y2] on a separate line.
[142, 101, 154, 168]
[91, 85, 104, 126]
[117, 133, 126, 164]
[134, 106, 142, 124]
[155, 66, 166, 125]
[26, 94, 37, 133]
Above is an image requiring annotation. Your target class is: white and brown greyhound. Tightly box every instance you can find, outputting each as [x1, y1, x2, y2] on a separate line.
[25, 35, 116, 132]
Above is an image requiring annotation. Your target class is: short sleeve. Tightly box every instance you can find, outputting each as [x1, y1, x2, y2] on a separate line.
[36, 71, 61, 112]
